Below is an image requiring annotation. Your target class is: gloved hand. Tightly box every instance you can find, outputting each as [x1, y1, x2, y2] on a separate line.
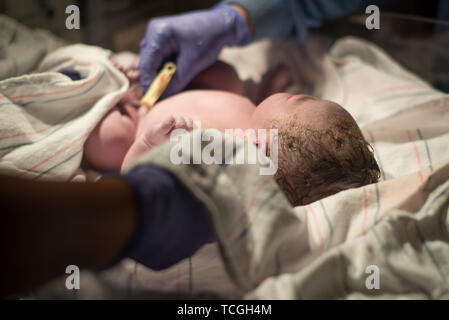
[123, 165, 214, 270]
[139, 4, 251, 97]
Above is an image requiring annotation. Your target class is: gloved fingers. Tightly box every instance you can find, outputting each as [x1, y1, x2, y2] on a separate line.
[161, 49, 202, 98]
[139, 36, 167, 91]
[139, 20, 179, 92]
[138, 46, 162, 92]
[139, 3, 250, 98]
[160, 68, 190, 98]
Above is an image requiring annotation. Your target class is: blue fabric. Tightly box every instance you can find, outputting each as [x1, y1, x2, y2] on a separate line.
[122, 165, 213, 270]
[224, 0, 396, 43]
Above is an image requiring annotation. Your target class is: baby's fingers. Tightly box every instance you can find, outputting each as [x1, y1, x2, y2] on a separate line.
[158, 115, 176, 134]
[173, 115, 195, 130]
[183, 116, 194, 131]
[172, 114, 188, 129]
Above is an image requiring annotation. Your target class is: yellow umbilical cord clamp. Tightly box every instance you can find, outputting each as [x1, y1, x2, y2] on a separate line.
[140, 62, 177, 109]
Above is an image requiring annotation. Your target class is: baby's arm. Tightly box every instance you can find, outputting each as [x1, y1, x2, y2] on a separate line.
[121, 114, 194, 171]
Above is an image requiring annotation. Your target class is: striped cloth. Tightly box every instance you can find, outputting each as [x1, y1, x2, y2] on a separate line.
[26, 35, 449, 299]
[0, 26, 129, 181]
[120, 38, 449, 300]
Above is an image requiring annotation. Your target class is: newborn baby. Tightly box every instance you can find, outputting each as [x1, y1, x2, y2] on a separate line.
[84, 59, 380, 206]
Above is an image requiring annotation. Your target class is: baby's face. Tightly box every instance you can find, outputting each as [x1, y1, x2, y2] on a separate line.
[84, 102, 139, 170]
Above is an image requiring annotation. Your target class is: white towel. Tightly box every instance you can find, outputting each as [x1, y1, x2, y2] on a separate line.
[0, 44, 129, 180]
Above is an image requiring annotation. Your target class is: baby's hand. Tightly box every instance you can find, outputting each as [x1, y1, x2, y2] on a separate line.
[141, 114, 195, 149]
[122, 114, 194, 171]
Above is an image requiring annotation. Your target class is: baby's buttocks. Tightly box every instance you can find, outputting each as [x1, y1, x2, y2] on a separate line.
[136, 90, 256, 136]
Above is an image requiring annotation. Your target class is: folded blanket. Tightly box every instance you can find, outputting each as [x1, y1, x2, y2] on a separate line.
[0, 44, 129, 180]
[117, 119, 449, 299]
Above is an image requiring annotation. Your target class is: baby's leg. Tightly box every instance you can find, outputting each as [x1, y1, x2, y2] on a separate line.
[187, 61, 245, 95]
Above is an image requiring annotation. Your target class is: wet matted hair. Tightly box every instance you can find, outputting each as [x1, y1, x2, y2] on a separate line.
[270, 118, 380, 206]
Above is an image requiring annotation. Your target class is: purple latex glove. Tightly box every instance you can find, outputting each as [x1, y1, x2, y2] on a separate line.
[139, 4, 251, 97]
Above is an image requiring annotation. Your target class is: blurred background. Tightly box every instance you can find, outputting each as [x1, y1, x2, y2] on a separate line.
[0, 0, 218, 51]
[1, 0, 448, 91]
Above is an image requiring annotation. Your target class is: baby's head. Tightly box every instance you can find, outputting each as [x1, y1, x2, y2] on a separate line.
[251, 93, 380, 206]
